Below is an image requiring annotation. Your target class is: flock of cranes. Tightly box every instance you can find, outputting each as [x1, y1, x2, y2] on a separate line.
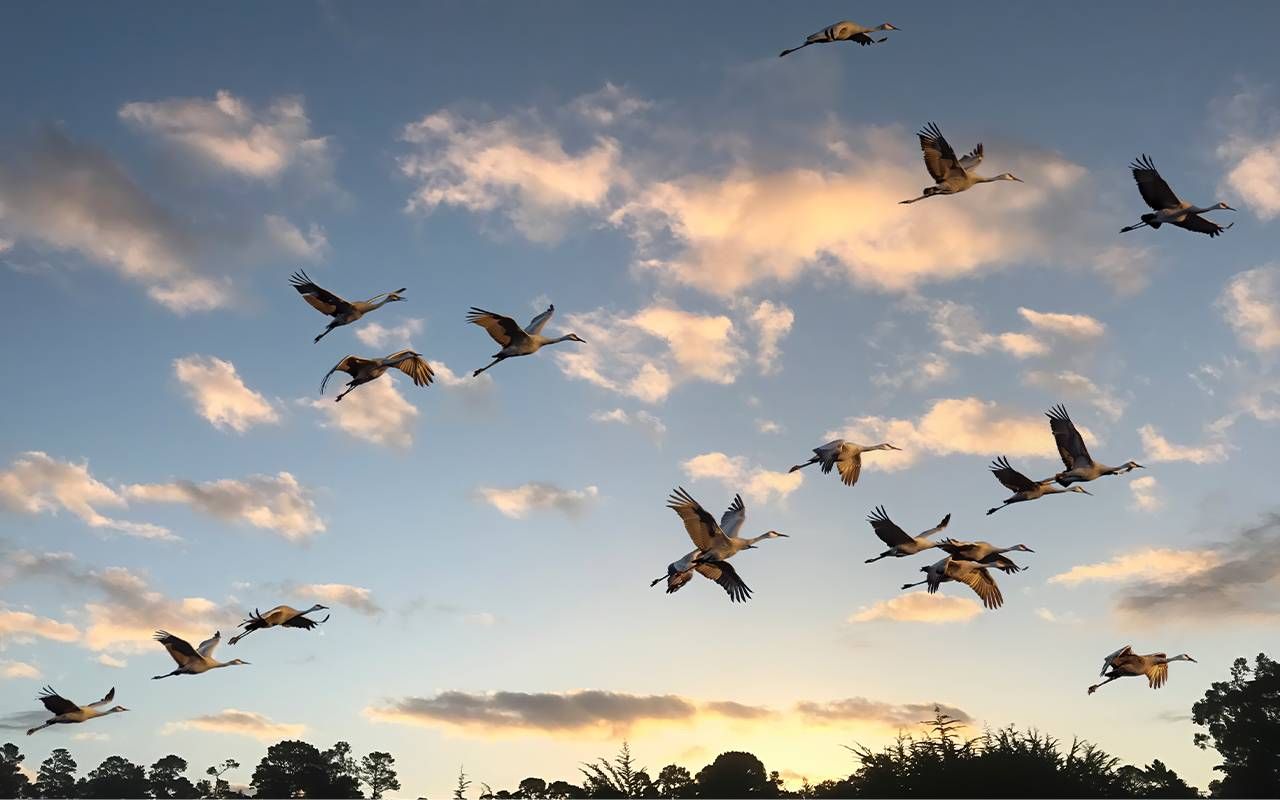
[25, 15, 1221, 740]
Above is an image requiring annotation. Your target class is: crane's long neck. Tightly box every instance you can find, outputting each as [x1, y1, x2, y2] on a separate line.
[548, 334, 577, 345]
[367, 294, 396, 310]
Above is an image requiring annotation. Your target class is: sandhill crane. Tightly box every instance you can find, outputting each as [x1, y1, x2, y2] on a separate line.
[788, 440, 901, 487]
[1047, 405, 1144, 486]
[466, 305, 585, 377]
[987, 456, 1089, 515]
[26, 687, 126, 736]
[937, 539, 1033, 574]
[320, 349, 434, 401]
[152, 630, 249, 679]
[778, 20, 899, 57]
[864, 506, 951, 563]
[901, 556, 1003, 609]
[1120, 155, 1234, 237]
[666, 488, 788, 562]
[289, 271, 406, 343]
[1088, 645, 1196, 695]
[229, 604, 330, 645]
[900, 123, 1022, 204]
[650, 550, 752, 603]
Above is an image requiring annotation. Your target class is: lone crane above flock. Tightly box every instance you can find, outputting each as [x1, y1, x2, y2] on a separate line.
[788, 440, 901, 486]
[26, 687, 127, 736]
[290, 271, 406, 343]
[229, 604, 331, 645]
[1120, 155, 1234, 237]
[467, 305, 586, 377]
[321, 349, 434, 401]
[152, 631, 250, 680]
[899, 123, 1022, 204]
[778, 20, 899, 57]
[863, 506, 951, 563]
[1089, 646, 1196, 695]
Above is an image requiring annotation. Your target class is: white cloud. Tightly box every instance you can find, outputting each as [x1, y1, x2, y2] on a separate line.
[569, 82, 652, 126]
[1215, 87, 1280, 220]
[164, 709, 306, 741]
[1091, 245, 1157, 296]
[756, 419, 783, 435]
[590, 408, 667, 438]
[290, 583, 379, 616]
[746, 300, 794, 375]
[263, 214, 328, 261]
[1138, 424, 1229, 464]
[119, 90, 332, 183]
[1034, 607, 1081, 625]
[1022, 370, 1126, 421]
[97, 654, 127, 669]
[174, 355, 279, 433]
[1016, 307, 1106, 340]
[0, 660, 41, 679]
[0, 609, 80, 643]
[124, 472, 323, 541]
[0, 129, 230, 312]
[307, 375, 419, 448]
[1218, 266, 1280, 352]
[476, 483, 599, 519]
[680, 452, 802, 504]
[1129, 475, 1164, 512]
[355, 317, 424, 349]
[1049, 548, 1219, 586]
[873, 352, 953, 392]
[828, 397, 1067, 471]
[0, 451, 173, 540]
[848, 592, 983, 624]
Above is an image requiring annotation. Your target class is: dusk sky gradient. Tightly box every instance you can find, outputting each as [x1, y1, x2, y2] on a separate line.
[3, 3, 1280, 797]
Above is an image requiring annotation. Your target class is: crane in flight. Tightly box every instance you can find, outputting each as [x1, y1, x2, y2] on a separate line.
[666, 488, 789, 561]
[1120, 155, 1234, 237]
[289, 270, 406, 343]
[229, 604, 330, 645]
[901, 556, 1004, 609]
[467, 305, 585, 377]
[778, 20, 899, 57]
[320, 350, 434, 401]
[1047, 405, 1144, 486]
[986, 456, 1089, 515]
[152, 630, 249, 679]
[788, 439, 901, 487]
[26, 686, 127, 736]
[863, 506, 951, 563]
[1088, 646, 1196, 694]
[650, 550, 752, 603]
[900, 123, 1022, 204]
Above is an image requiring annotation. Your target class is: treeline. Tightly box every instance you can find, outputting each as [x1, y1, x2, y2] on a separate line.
[2, 654, 1275, 799]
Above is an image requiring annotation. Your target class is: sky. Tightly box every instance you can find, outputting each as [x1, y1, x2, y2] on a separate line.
[2, 1, 1280, 796]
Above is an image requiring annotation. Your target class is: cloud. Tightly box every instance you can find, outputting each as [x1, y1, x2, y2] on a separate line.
[1138, 424, 1229, 464]
[0, 609, 79, 643]
[0, 129, 229, 312]
[1091, 245, 1157, 296]
[2, 550, 236, 653]
[475, 483, 599, 519]
[925, 300, 1045, 359]
[174, 355, 279, 433]
[1217, 265, 1280, 352]
[873, 352, 953, 392]
[746, 300, 795, 375]
[569, 83, 652, 126]
[119, 90, 332, 184]
[556, 302, 746, 403]
[306, 375, 419, 448]
[794, 698, 972, 727]
[355, 317, 425, 349]
[0, 660, 41, 679]
[399, 104, 626, 242]
[1215, 87, 1280, 219]
[756, 419, 783, 434]
[847, 592, 983, 624]
[164, 709, 306, 741]
[680, 452, 802, 504]
[1106, 514, 1280, 625]
[1034, 607, 1081, 625]
[1022, 371, 1126, 421]
[828, 397, 1066, 471]
[288, 583, 380, 616]
[590, 408, 667, 439]
[1049, 548, 1220, 586]
[1017, 307, 1106, 340]
[1129, 476, 1164, 512]
[96, 654, 127, 669]
[263, 214, 328, 261]
[124, 472, 323, 541]
[0, 451, 173, 540]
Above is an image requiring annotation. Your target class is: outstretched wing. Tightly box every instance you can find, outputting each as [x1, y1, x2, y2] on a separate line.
[525, 304, 555, 335]
[1175, 213, 1232, 238]
[283, 612, 329, 630]
[958, 143, 984, 171]
[155, 630, 200, 667]
[320, 355, 373, 394]
[467, 308, 528, 348]
[667, 487, 729, 553]
[1145, 659, 1169, 689]
[920, 513, 951, 539]
[866, 505, 911, 546]
[1130, 155, 1181, 211]
[36, 687, 80, 716]
[954, 563, 1003, 610]
[197, 631, 221, 659]
[836, 451, 862, 486]
[1102, 644, 1134, 675]
[695, 560, 753, 603]
[88, 687, 117, 708]
[388, 351, 435, 387]
[720, 494, 746, 539]
[990, 457, 1038, 493]
[917, 122, 963, 182]
[1047, 405, 1092, 471]
[290, 270, 353, 317]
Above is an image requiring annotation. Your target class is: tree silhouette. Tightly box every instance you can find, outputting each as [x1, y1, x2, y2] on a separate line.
[695, 751, 777, 798]
[1115, 760, 1200, 798]
[195, 758, 241, 799]
[359, 751, 401, 799]
[454, 765, 473, 800]
[580, 742, 654, 798]
[515, 776, 548, 798]
[77, 755, 148, 798]
[34, 748, 78, 799]
[0, 743, 31, 799]
[148, 754, 198, 799]
[655, 764, 693, 798]
[1192, 652, 1280, 797]
[545, 778, 588, 798]
[250, 739, 363, 798]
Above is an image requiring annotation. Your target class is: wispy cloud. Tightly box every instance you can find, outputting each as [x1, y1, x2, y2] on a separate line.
[848, 592, 983, 624]
[1129, 476, 1164, 512]
[164, 709, 306, 741]
[0, 660, 42, 679]
[475, 483, 599, 519]
[1217, 265, 1280, 353]
[681, 452, 802, 504]
[306, 375, 419, 448]
[174, 355, 279, 433]
[1049, 548, 1219, 586]
[1138, 425, 1229, 464]
[286, 582, 379, 616]
[0, 608, 80, 644]
[590, 408, 667, 439]
[124, 472, 324, 542]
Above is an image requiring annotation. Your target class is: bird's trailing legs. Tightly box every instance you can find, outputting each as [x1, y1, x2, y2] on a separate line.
[314, 322, 338, 344]
[473, 357, 504, 378]
[152, 669, 181, 680]
[335, 385, 357, 402]
[899, 194, 929, 205]
[1119, 220, 1151, 234]
[1087, 675, 1120, 695]
[26, 722, 52, 736]
[788, 457, 819, 474]
[901, 578, 928, 591]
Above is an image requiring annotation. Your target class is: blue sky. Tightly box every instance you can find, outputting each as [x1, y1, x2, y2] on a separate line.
[3, 2, 1280, 795]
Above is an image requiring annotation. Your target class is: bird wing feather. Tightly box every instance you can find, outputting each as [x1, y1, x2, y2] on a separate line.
[525, 305, 555, 335]
[290, 271, 353, 317]
[720, 494, 746, 539]
[958, 143, 984, 171]
[953, 562, 1003, 609]
[1146, 660, 1169, 689]
[990, 457, 1038, 493]
[1174, 213, 1231, 237]
[155, 630, 200, 666]
[695, 560, 753, 603]
[836, 451, 862, 486]
[36, 687, 80, 716]
[866, 505, 912, 546]
[1102, 644, 1134, 675]
[389, 351, 435, 387]
[667, 487, 728, 552]
[920, 513, 951, 538]
[917, 122, 964, 182]
[1047, 405, 1092, 470]
[88, 687, 117, 708]
[283, 613, 328, 629]
[1130, 155, 1181, 211]
[320, 355, 373, 394]
[197, 631, 221, 658]
[467, 308, 527, 348]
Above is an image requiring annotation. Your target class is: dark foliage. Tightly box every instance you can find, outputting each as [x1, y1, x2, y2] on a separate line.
[1192, 653, 1280, 798]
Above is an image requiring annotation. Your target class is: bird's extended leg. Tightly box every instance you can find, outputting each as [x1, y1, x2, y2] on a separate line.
[228, 630, 251, 646]
[898, 194, 930, 205]
[900, 579, 928, 591]
[788, 457, 819, 474]
[473, 357, 503, 378]
[335, 383, 357, 402]
[152, 669, 181, 680]
[26, 722, 51, 736]
[1119, 219, 1150, 234]
[314, 322, 338, 344]
[778, 42, 812, 57]
[1087, 675, 1120, 695]
[986, 502, 1010, 516]
[864, 552, 890, 564]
